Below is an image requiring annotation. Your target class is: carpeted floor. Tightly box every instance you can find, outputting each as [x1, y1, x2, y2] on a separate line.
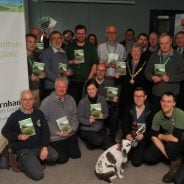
[0, 140, 170, 184]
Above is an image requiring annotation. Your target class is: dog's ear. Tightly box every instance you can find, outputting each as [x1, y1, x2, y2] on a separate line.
[116, 139, 122, 151]
[116, 139, 121, 144]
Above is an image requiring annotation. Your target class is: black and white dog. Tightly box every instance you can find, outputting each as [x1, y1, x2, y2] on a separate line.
[95, 139, 132, 184]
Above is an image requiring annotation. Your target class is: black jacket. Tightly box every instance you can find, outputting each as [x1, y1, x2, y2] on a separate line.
[121, 104, 152, 143]
[2, 109, 50, 151]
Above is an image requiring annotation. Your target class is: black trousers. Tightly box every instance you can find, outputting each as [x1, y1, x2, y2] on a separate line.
[80, 128, 113, 150]
[144, 141, 184, 165]
[50, 134, 81, 164]
[129, 141, 149, 167]
[105, 105, 119, 141]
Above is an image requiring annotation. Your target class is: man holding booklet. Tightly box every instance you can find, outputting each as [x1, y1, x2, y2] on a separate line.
[66, 24, 99, 104]
[145, 32, 184, 113]
[2, 90, 58, 180]
[40, 77, 81, 164]
[98, 25, 126, 78]
[42, 31, 72, 97]
[26, 34, 45, 108]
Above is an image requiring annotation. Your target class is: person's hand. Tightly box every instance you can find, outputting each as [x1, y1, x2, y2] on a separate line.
[43, 27, 50, 38]
[66, 69, 73, 76]
[112, 96, 118, 103]
[152, 76, 162, 83]
[39, 72, 46, 79]
[89, 116, 95, 124]
[161, 75, 170, 82]
[18, 134, 30, 141]
[31, 74, 39, 81]
[126, 134, 133, 141]
[40, 147, 48, 160]
[99, 112, 104, 119]
[135, 133, 144, 141]
[55, 131, 71, 137]
[69, 60, 80, 65]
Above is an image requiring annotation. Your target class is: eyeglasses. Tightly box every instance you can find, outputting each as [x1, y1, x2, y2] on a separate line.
[107, 32, 117, 34]
[97, 69, 106, 72]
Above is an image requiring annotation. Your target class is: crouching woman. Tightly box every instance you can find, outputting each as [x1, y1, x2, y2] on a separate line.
[78, 79, 113, 150]
[121, 87, 152, 167]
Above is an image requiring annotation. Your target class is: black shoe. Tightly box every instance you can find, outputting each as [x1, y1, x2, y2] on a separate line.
[162, 170, 175, 183]
[85, 142, 95, 150]
[162, 159, 170, 165]
[162, 158, 182, 183]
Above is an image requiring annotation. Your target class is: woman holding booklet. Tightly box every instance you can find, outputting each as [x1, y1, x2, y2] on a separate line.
[117, 43, 151, 115]
[78, 79, 113, 150]
[121, 87, 152, 167]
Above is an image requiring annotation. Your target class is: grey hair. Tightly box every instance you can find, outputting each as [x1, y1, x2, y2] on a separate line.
[55, 76, 68, 87]
[20, 89, 34, 100]
[131, 42, 142, 51]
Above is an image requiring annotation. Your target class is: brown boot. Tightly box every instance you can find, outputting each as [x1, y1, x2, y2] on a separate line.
[162, 158, 182, 183]
[12, 154, 20, 172]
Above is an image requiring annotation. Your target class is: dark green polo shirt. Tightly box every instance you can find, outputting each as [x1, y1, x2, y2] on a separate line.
[66, 41, 99, 82]
[152, 108, 184, 134]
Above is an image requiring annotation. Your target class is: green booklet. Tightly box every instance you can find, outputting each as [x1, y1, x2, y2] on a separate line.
[106, 87, 118, 101]
[90, 103, 102, 119]
[154, 64, 166, 76]
[32, 62, 45, 77]
[116, 62, 126, 75]
[58, 63, 67, 77]
[107, 53, 118, 66]
[56, 116, 71, 132]
[74, 49, 84, 64]
[19, 118, 36, 136]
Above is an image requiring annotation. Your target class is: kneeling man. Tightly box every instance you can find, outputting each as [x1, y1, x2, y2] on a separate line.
[144, 92, 184, 183]
[40, 77, 81, 164]
[2, 90, 58, 181]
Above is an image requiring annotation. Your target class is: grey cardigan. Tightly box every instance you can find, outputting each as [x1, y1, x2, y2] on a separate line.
[78, 95, 109, 131]
[40, 92, 79, 142]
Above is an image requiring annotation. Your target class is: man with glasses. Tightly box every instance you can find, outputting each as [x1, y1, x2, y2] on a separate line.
[42, 31, 72, 97]
[98, 25, 126, 79]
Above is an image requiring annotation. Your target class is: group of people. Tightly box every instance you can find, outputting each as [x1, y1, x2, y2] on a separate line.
[1, 24, 184, 184]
